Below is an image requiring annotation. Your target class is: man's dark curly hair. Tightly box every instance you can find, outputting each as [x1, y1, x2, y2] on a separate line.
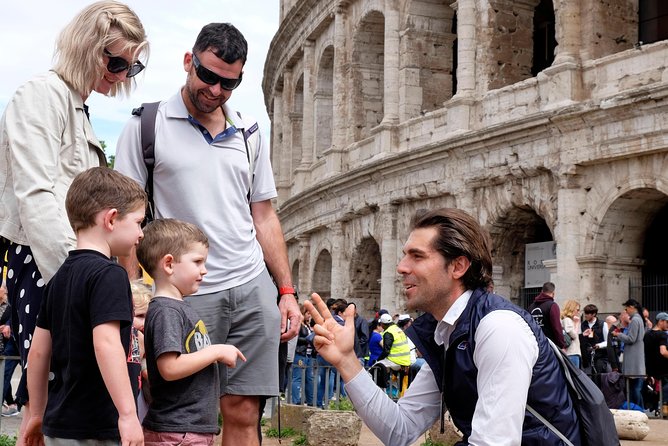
[193, 22, 247, 64]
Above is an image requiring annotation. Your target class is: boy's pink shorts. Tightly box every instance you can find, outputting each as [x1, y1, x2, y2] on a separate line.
[143, 428, 215, 446]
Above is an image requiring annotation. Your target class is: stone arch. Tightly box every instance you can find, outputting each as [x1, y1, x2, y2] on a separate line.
[532, 0, 556, 76]
[586, 186, 668, 310]
[291, 73, 304, 173]
[352, 10, 385, 140]
[474, 174, 559, 236]
[585, 177, 668, 257]
[315, 45, 334, 158]
[486, 205, 554, 307]
[400, 0, 456, 117]
[312, 249, 332, 299]
[639, 201, 668, 310]
[589, 187, 668, 260]
[349, 236, 381, 317]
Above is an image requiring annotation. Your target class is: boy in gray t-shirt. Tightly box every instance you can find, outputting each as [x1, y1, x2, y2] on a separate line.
[137, 219, 245, 444]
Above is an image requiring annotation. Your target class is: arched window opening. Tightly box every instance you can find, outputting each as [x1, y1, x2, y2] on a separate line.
[532, 0, 556, 76]
[639, 0, 668, 44]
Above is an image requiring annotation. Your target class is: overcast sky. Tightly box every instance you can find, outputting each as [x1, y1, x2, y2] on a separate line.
[0, 1, 279, 156]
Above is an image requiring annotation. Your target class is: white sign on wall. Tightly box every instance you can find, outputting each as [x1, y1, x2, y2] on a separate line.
[525, 241, 556, 288]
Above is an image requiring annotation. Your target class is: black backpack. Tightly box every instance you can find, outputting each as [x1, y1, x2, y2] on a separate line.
[527, 340, 620, 446]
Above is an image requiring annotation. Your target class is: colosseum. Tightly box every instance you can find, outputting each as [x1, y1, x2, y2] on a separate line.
[262, 0, 668, 318]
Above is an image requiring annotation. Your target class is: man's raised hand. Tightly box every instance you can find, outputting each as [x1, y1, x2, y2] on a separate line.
[304, 293, 363, 382]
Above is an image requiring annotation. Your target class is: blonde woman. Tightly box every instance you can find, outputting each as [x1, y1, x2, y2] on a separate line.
[561, 299, 582, 368]
[0, 2, 148, 441]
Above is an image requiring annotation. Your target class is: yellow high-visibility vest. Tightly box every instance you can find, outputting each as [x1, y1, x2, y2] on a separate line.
[382, 324, 411, 366]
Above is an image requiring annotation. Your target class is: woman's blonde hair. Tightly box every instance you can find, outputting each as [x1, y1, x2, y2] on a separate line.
[53, 0, 149, 98]
[130, 280, 152, 313]
[561, 299, 581, 319]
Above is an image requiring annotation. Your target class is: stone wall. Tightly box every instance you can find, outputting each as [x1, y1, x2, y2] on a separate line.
[266, 0, 668, 316]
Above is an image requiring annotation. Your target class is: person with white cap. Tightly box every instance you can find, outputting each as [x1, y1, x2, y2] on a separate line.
[377, 314, 412, 371]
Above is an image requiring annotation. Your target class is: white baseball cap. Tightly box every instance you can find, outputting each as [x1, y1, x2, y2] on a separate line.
[379, 314, 393, 324]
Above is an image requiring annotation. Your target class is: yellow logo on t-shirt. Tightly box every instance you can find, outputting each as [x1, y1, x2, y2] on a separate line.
[185, 320, 211, 353]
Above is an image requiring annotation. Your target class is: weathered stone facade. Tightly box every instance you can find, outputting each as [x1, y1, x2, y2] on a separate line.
[263, 0, 668, 317]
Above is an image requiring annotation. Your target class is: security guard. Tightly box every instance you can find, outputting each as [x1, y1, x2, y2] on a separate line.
[377, 313, 411, 370]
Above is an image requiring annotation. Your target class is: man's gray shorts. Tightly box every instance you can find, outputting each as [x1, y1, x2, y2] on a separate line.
[186, 268, 280, 397]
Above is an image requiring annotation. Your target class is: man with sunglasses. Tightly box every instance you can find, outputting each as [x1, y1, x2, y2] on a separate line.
[115, 23, 299, 446]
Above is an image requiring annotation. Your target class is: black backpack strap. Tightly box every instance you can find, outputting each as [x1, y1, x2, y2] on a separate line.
[236, 111, 259, 204]
[131, 101, 160, 222]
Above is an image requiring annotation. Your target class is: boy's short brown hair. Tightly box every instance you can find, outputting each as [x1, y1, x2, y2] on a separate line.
[137, 218, 209, 277]
[66, 167, 147, 232]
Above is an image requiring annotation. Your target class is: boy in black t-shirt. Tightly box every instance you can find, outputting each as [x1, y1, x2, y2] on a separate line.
[24, 167, 148, 446]
[136, 218, 245, 445]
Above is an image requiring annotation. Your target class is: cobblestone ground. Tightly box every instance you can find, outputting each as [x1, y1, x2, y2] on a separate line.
[0, 414, 20, 438]
[2, 411, 667, 445]
[1, 379, 665, 446]
[258, 418, 668, 446]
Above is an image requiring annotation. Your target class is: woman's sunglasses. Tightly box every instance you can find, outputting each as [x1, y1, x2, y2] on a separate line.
[192, 53, 243, 91]
[104, 49, 145, 78]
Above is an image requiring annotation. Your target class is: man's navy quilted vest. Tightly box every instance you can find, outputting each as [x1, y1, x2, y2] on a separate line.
[406, 288, 581, 445]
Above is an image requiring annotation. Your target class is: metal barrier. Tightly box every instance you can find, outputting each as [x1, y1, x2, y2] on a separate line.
[287, 362, 413, 408]
[286, 364, 344, 408]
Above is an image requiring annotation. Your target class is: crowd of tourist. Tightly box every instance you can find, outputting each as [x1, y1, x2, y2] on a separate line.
[527, 282, 668, 417]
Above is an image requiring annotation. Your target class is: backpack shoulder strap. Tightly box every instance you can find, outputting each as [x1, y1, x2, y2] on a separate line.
[235, 111, 260, 203]
[526, 340, 576, 446]
[526, 404, 574, 446]
[131, 101, 160, 221]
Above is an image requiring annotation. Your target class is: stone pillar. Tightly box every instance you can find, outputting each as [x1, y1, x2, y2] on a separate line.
[382, 0, 400, 124]
[330, 223, 346, 299]
[537, 0, 583, 107]
[478, 0, 540, 92]
[450, 0, 476, 95]
[272, 92, 288, 203]
[552, 0, 581, 65]
[297, 235, 311, 297]
[289, 112, 303, 178]
[329, 3, 348, 173]
[301, 40, 315, 166]
[576, 255, 643, 314]
[447, 0, 476, 133]
[579, 0, 636, 61]
[380, 205, 400, 312]
[553, 187, 585, 304]
[280, 68, 293, 195]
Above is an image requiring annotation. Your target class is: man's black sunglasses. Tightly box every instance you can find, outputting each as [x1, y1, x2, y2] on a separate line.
[104, 49, 145, 78]
[192, 53, 243, 91]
